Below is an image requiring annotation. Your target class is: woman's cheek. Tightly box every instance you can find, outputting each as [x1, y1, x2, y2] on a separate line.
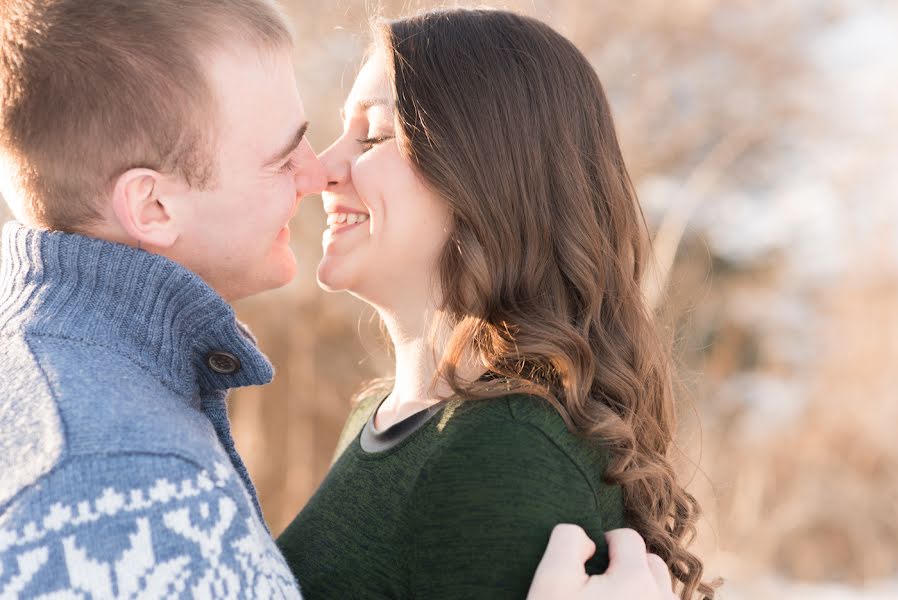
[351, 161, 383, 209]
[351, 155, 377, 187]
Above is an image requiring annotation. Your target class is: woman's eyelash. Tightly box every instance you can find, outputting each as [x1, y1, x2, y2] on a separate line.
[279, 158, 297, 173]
[357, 135, 394, 150]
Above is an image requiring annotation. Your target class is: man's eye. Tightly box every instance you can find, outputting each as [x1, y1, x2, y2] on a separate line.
[279, 158, 297, 173]
[356, 135, 394, 152]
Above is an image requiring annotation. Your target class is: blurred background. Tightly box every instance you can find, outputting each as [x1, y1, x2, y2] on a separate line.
[2, 0, 896, 598]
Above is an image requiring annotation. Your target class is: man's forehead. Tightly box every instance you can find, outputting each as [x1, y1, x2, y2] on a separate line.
[206, 48, 306, 156]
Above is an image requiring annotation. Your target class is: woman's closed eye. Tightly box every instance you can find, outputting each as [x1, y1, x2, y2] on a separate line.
[357, 135, 395, 152]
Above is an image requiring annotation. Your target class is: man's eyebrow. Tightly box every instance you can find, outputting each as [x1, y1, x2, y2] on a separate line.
[264, 121, 309, 166]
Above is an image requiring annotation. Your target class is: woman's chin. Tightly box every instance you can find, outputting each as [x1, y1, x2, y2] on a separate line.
[316, 258, 353, 293]
[316, 277, 343, 293]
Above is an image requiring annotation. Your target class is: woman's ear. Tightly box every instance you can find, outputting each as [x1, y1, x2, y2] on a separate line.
[111, 168, 179, 248]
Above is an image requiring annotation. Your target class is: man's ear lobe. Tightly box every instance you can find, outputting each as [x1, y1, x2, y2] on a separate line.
[111, 168, 179, 248]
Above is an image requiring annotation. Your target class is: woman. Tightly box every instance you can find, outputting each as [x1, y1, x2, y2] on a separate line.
[277, 8, 714, 599]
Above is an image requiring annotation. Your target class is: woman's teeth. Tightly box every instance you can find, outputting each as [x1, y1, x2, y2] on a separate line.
[327, 212, 370, 227]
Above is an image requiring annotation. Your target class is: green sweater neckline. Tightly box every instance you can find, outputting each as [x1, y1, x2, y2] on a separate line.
[359, 396, 447, 454]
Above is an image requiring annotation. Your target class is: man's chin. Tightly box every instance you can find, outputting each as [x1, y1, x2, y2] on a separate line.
[266, 254, 299, 291]
[225, 257, 297, 302]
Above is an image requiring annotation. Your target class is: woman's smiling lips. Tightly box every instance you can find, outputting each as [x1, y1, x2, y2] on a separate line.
[323, 203, 370, 238]
[324, 204, 370, 233]
[326, 212, 370, 228]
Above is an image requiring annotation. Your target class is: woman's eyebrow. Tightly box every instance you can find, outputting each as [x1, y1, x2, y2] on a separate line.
[356, 98, 392, 110]
[342, 98, 395, 120]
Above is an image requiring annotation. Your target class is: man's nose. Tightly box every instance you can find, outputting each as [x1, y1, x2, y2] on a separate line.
[316, 139, 349, 189]
[295, 140, 327, 195]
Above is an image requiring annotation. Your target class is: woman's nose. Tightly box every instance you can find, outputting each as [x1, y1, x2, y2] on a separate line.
[316, 138, 350, 189]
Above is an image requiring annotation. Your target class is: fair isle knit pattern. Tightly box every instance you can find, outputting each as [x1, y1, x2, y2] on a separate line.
[0, 462, 297, 598]
[0, 222, 302, 598]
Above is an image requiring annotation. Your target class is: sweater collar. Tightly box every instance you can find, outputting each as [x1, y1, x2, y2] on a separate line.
[0, 221, 274, 397]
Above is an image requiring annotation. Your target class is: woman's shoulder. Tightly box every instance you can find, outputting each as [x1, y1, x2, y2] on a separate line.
[330, 392, 383, 464]
[410, 393, 623, 526]
[440, 393, 571, 443]
[443, 393, 601, 447]
[436, 394, 616, 491]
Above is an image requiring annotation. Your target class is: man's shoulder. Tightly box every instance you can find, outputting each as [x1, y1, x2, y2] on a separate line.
[0, 330, 66, 509]
[0, 453, 302, 599]
[0, 330, 223, 510]
[10, 330, 219, 452]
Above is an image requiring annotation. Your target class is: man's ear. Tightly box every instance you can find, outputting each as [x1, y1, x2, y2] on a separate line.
[111, 168, 179, 248]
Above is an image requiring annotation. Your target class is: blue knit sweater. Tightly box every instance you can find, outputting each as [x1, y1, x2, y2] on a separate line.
[0, 222, 301, 598]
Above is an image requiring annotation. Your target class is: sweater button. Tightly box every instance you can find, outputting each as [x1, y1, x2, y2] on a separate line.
[207, 351, 241, 374]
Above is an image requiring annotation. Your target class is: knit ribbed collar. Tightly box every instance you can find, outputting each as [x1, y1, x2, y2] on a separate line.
[0, 221, 274, 397]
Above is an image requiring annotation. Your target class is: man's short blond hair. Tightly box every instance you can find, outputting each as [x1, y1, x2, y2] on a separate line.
[0, 0, 293, 231]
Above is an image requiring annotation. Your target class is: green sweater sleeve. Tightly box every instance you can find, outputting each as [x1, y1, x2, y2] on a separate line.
[404, 414, 621, 599]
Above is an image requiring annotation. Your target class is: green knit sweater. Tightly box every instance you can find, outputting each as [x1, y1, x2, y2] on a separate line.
[277, 393, 625, 599]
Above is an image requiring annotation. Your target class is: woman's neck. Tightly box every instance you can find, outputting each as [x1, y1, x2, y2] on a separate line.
[375, 305, 448, 430]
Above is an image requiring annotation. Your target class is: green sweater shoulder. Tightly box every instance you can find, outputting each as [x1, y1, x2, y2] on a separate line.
[402, 394, 624, 598]
[281, 392, 625, 600]
[330, 392, 382, 464]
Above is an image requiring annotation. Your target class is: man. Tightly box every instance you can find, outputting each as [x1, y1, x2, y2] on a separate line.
[0, 0, 675, 597]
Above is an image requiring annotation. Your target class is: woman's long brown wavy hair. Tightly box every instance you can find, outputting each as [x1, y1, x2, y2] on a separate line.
[374, 8, 717, 599]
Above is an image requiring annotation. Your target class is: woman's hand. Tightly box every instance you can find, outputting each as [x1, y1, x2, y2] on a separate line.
[527, 525, 677, 600]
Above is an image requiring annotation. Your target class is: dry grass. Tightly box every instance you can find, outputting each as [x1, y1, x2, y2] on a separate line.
[669, 252, 898, 586]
